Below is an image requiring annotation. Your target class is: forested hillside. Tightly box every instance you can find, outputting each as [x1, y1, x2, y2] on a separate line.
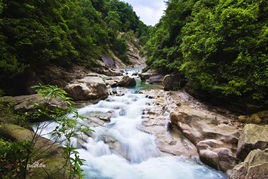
[0, 0, 149, 95]
[145, 0, 267, 111]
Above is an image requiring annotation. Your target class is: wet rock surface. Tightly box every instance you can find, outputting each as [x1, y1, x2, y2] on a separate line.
[236, 124, 268, 160]
[65, 76, 108, 101]
[117, 76, 136, 87]
[139, 70, 164, 84]
[105, 76, 136, 88]
[141, 89, 242, 173]
[0, 94, 67, 111]
[140, 90, 200, 159]
[162, 74, 186, 91]
[231, 149, 268, 179]
[0, 123, 69, 178]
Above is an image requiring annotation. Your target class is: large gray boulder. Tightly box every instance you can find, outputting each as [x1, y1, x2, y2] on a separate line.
[117, 76, 136, 87]
[237, 124, 268, 160]
[139, 70, 163, 84]
[0, 94, 67, 111]
[170, 111, 240, 172]
[65, 76, 108, 101]
[139, 72, 152, 81]
[162, 74, 186, 91]
[147, 74, 164, 84]
[105, 76, 136, 88]
[102, 56, 116, 68]
[0, 124, 62, 157]
[0, 124, 71, 178]
[231, 149, 268, 179]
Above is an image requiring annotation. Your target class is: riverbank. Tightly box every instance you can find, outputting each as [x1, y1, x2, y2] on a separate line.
[0, 68, 267, 178]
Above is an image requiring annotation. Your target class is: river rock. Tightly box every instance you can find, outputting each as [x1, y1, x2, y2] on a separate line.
[65, 76, 108, 101]
[147, 74, 164, 84]
[0, 124, 63, 156]
[139, 69, 164, 84]
[85, 117, 106, 128]
[248, 111, 268, 124]
[86, 111, 113, 122]
[105, 76, 136, 88]
[97, 67, 123, 76]
[162, 74, 176, 91]
[139, 69, 163, 84]
[140, 90, 199, 159]
[117, 76, 136, 87]
[162, 74, 186, 91]
[230, 149, 268, 179]
[102, 69, 123, 76]
[102, 135, 126, 158]
[0, 94, 67, 111]
[236, 124, 268, 160]
[102, 56, 116, 68]
[0, 124, 70, 178]
[105, 77, 121, 87]
[142, 89, 241, 172]
[139, 72, 152, 81]
[170, 111, 240, 171]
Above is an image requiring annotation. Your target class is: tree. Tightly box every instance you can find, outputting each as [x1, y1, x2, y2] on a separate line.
[145, 0, 268, 111]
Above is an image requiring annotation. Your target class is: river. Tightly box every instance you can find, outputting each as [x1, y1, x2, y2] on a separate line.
[36, 68, 227, 179]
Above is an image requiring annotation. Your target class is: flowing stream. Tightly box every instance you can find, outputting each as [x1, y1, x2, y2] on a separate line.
[36, 68, 227, 179]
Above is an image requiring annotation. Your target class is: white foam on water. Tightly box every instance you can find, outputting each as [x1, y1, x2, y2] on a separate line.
[34, 68, 227, 179]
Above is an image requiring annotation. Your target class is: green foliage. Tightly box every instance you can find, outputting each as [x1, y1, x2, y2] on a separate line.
[32, 84, 72, 106]
[145, 0, 268, 108]
[0, 89, 4, 97]
[144, 0, 195, 73]
[0, 0, 149, 94]
[111, 35, 130, 63]
[105, 11, 122, 31]
[0, 84, 90, 178]
[0, 0, 3, 14]
[33, 84, 90, 178]
[0, 139, 34, 178]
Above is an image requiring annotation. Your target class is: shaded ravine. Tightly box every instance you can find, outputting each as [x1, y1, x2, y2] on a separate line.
[36, 68, 227, 179]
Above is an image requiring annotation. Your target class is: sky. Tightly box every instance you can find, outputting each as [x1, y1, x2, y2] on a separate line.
[122, 0, 166, 26]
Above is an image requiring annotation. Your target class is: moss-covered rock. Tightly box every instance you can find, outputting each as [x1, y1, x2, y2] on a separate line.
[0, 124, 62, 157]
[162, 74, 186, 91]
[237, 124, 268, 160]
[237, 111, 268, 124]
[27, 158, 71, 179]
[248, 111, 268, 124]
[0, 94, 67, 111]
[117, 76, 136, 87]
[0, 124, 71, 178]
[231, 149, 268, 179]
[0, 103, 18, 124]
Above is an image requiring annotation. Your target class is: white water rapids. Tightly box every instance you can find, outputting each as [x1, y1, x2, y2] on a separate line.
[35, 69, 227, 179]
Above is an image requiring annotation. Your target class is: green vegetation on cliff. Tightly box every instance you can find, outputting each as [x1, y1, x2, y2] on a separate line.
[145, 0, 267, 110]
[0, 0, 150, 94]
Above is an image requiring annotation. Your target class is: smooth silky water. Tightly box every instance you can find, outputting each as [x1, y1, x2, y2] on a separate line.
[35, 68, 227, 179]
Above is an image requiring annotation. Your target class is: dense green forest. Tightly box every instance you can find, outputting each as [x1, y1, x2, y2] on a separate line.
[0, 0, 267, 110]
[0, 0, 149, 95]
[145, 0, 267, 110]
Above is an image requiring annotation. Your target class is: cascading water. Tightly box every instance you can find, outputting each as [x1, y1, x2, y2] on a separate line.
[35, 68, 227, 179]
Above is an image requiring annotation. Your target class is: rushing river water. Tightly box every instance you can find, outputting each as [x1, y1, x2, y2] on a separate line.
[36, 68, 227, 179]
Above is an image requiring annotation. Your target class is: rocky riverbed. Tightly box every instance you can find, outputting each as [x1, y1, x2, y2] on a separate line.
[0, 67, 267, 178]
[139, 87, 267, 178]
